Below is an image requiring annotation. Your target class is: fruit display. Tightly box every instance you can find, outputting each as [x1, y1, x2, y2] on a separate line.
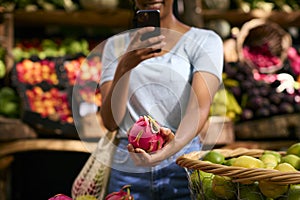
[62, 55, 102, 107]
[219, 17, 300, 125]
[62, 56, 85, 86]
[184, 142, 300, 200]
[78, 87, 102, 108]
[210, 45, 300, 123]
[223, 59, 300, 122]
[243, 43, 282, 73]
[11, 35, 104, 136]
[74, 55, 102, 85]
[16, 59, 58, 85]
[128, 115, 167, 153]
[12, 38, 90, 62]
[25, 86, 73, 123]
[13, 56, 73, 123]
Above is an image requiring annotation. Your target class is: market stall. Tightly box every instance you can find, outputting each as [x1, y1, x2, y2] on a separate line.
[0, 0, 300, 199]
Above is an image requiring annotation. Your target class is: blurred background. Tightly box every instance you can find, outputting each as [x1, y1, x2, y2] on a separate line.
[0, 0, 300, 199]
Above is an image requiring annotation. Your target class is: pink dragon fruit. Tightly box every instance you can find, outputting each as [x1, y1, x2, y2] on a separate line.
[128, 115, 166, 153]
[48, 194, 72, 200]
[105, 185, 134, 200]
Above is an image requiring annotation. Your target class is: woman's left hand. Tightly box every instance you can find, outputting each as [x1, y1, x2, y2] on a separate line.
[127, 127, 175, 167]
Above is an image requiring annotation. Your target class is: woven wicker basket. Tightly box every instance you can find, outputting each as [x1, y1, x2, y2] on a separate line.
[236, 19, 292, 74]
[176, 148, 300, 185]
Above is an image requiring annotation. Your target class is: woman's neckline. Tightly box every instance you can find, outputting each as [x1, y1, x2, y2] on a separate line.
[156, 27, 194, 57]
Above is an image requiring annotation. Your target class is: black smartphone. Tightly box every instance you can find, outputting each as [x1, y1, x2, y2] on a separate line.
[135, 10, 161, 41]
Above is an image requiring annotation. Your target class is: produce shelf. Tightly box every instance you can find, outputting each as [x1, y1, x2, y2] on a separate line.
[13, 9, 133, 28]
[0, 139, 97, 157]
[201, 9, 300, 27]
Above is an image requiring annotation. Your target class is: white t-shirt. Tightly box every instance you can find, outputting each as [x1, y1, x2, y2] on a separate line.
[100, 27, 223, 137]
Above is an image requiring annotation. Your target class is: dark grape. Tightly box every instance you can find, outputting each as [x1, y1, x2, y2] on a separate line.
[242, 65, 254, 76]
[269, 104, 279, 115]
[224, 63, 238, 78]
[235, 73, 245, 82]
[259, 85, 271, 97]
[247, 96, 265, 109]
[255, 108, 271, 118]
[279, 102, 294, 114]
[283, 94, 295, 104]
[241, 80, 253, 90]
[230, 86, 241, 98]
[248, 88, 260, 97]
[269, 93, 283, 105]
[261, 97, 270, 107]
[241, 109, 254, 120]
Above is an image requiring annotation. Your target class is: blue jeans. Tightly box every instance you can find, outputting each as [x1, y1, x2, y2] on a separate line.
[108, 137, 201, 200]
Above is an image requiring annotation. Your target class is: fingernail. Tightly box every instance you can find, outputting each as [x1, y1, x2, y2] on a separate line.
[159, 35, 165, 40]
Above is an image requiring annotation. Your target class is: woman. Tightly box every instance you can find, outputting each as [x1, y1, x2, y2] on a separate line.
[100, 0, 224, 199]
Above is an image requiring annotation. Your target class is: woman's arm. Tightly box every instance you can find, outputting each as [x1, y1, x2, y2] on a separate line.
[130, 71, 221, 166]
[100, 68, 130, 131]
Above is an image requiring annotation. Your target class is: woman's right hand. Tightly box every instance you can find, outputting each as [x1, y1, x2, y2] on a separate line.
[119, 27, 166, 71]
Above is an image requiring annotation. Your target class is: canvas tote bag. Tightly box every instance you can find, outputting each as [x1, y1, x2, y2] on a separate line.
[72, 33, 127, 200]
[71, 130, 117, 200]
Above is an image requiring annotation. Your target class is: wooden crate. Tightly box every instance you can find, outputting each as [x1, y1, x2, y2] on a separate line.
[234, 113, 300, 140]
[0, 115, 37, 141]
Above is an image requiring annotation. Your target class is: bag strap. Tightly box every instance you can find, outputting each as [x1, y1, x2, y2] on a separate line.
[97, 130, 118, 200]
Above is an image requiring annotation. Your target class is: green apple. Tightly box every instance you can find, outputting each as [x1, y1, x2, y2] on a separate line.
[202, 150, 225, 164]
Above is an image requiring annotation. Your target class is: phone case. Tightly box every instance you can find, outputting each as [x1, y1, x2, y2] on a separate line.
[135, 10, 161, 41]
